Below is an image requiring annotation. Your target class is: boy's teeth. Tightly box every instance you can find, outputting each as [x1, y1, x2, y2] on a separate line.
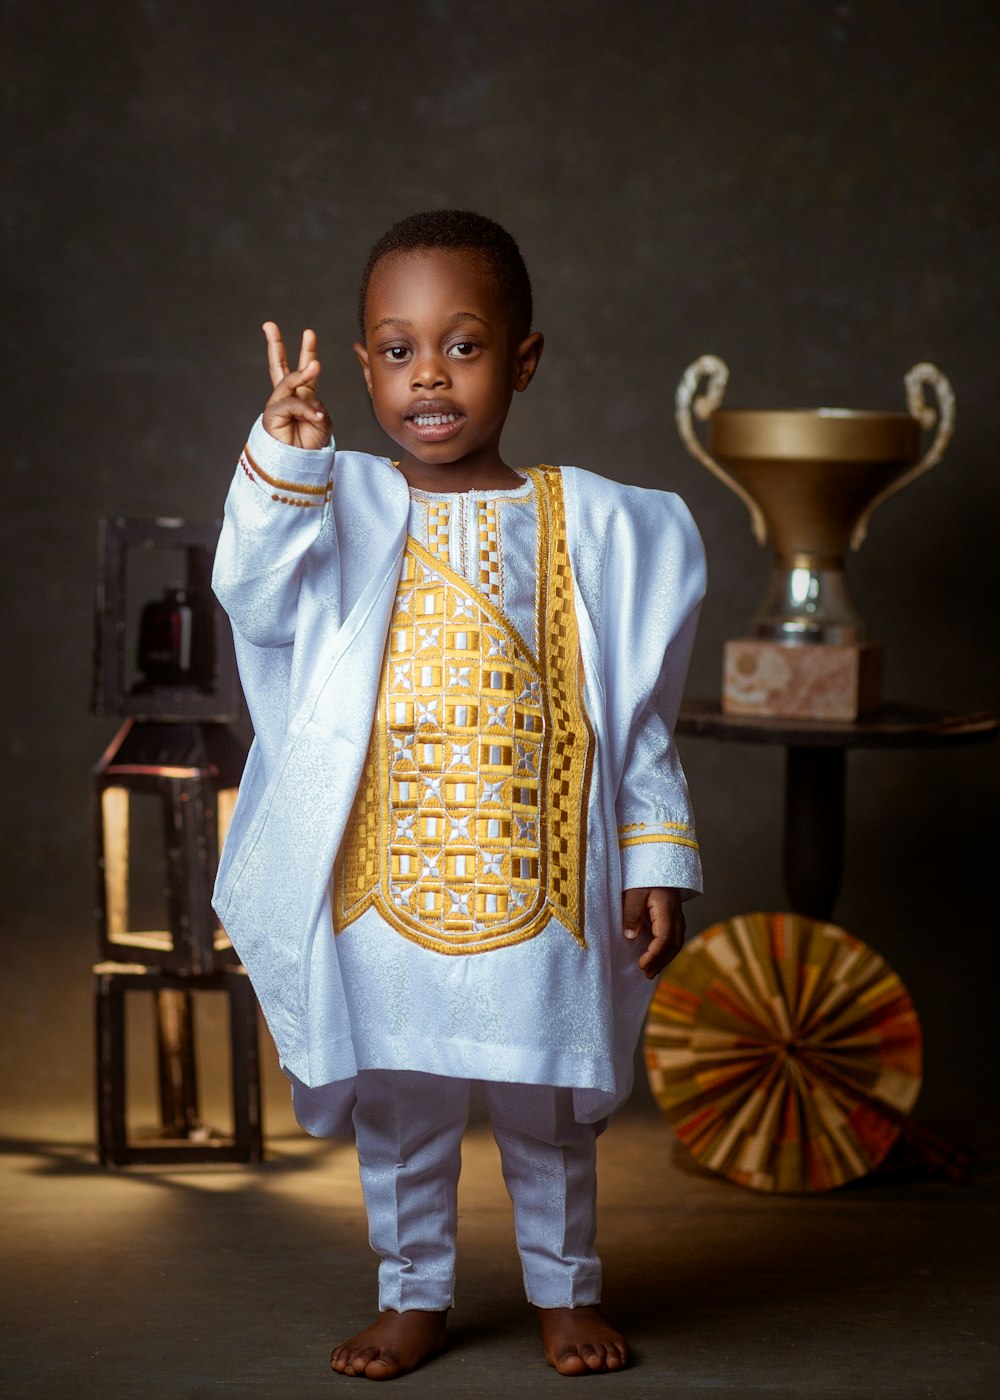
[414, 413, 459, 426]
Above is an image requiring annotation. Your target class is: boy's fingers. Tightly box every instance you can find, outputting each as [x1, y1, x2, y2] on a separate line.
[265, 360, 322, 405]
[263, 321, 290, 387]
[292, 359, 321, 390]
[638, 931, 675, 976]
[292, 358, 322, 403]
[297, 328, 319, 372]
[648, 889, 683, 941]
[263, 324, 322, 401]
[264, 394, 330, 427]
[639, 890, 686, 978]
[622, 887, 650, 941]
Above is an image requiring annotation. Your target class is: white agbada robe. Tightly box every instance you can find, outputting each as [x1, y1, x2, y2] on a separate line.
[212, 418, 705, 1128]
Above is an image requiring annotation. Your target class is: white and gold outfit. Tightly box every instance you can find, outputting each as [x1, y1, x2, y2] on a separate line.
[214, 417, 704, 1308]
[213, 417, 705, 1126]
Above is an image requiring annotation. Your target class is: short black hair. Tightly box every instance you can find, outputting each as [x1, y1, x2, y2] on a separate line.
[358, 209, 533, 342]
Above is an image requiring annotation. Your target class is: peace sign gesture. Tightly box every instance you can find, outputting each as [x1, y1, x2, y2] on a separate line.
[261, 322, 333, 450]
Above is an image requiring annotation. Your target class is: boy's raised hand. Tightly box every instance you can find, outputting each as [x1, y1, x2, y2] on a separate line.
[622, 887, 686, 980]
[262, 322, 333, 450]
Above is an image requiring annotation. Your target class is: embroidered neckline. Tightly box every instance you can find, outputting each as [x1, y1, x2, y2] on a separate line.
[407, 473, 532, 503]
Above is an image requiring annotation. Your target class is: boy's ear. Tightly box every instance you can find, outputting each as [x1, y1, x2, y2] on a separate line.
[353, 341, 373, 396]
[513, 331, 544, 392]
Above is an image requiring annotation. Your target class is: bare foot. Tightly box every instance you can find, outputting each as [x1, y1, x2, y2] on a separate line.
[330, 1308, 448, 1380]
[536, 1304, 629, 1375]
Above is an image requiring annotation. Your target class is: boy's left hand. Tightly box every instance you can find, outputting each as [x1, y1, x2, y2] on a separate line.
[622, 887, 686, 979]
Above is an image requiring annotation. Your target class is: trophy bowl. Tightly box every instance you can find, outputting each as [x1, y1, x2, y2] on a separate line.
[676, 358, 955, 719]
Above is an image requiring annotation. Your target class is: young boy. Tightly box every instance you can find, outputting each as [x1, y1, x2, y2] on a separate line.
[212, 210, 704, 1379]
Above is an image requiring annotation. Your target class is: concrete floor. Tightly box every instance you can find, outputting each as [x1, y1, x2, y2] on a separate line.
[1, 1108, 997, 1400]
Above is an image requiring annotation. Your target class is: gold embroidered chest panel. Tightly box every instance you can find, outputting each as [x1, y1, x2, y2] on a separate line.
[332, 468, 594, 955]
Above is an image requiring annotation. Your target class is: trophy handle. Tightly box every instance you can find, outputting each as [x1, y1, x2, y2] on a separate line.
[675, 355, 768, 546]
[850, 363, 956, 551]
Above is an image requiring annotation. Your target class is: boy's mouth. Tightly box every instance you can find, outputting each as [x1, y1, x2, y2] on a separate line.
[405, 401, 466, 441]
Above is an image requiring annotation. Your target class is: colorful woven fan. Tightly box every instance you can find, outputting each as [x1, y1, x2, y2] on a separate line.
[644, 911, 922, 1192]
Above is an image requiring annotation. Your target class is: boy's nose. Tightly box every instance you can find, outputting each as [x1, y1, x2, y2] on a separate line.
[410, 352, 450, 390]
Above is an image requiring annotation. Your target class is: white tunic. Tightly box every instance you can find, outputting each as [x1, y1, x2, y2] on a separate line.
[212, 419, 705, 1122]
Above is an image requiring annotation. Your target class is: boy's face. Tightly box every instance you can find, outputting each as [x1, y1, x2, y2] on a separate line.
[354, 248, 542, 478]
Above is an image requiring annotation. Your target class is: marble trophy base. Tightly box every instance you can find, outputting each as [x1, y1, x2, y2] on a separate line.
[723, 639, 883, 722]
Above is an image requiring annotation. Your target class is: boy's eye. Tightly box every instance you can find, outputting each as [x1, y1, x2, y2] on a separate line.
[383, 346, 410, 362]
[448, 341, 479, 359]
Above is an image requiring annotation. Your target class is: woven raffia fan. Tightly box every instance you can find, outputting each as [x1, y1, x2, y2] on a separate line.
[644, 912, 922, 1193]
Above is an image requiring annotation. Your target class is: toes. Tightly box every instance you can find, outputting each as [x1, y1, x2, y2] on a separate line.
[581, 1342, 607, 1371]
[555, 1340, 626, 1375]
[554, 1346, 589, 1376]
[343, 1345, 381, 1376]
[363, 1354, 400, 1381]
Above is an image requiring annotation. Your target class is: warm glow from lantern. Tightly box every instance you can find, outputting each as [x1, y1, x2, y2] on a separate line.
[102, 786, 130, 938]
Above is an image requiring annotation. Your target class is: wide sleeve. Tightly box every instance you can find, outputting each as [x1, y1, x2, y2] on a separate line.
[609, 493, 706, 899]
[212, 415, 337, 647]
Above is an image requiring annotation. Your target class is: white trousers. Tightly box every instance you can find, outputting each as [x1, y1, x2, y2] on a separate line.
[296, 1069, 604, 1311]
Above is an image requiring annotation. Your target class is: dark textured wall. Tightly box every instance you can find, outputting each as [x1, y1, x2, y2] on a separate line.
[3, 1, 998, 1146]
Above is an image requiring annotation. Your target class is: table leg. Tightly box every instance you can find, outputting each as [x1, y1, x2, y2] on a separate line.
[155, 989, 200, 1138]
[784, 746, 846, 921]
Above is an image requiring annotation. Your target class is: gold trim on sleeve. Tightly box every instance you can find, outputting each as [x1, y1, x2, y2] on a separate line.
[619, 833, 700, 850]
[241, 445, 332, 499]
[618, 820, 693, 835]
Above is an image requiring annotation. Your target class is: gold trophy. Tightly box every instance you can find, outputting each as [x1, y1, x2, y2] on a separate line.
[675, 357, 955, 720]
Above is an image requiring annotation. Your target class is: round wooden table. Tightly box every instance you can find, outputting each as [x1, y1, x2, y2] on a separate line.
[675, 700, 998, 920]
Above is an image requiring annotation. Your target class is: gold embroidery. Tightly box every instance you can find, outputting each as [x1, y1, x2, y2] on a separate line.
[241, 446, 331, 497]
[619, 834, 700, 850]
[333, 468, 593, 955]
[241, 451, 327, 506]
[618, 818, 697, 850]
[477, 501, 502, 602]
[427, 500, 451, 564]
[618, 820, 693, 835]
[537, 466, 594, 939]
